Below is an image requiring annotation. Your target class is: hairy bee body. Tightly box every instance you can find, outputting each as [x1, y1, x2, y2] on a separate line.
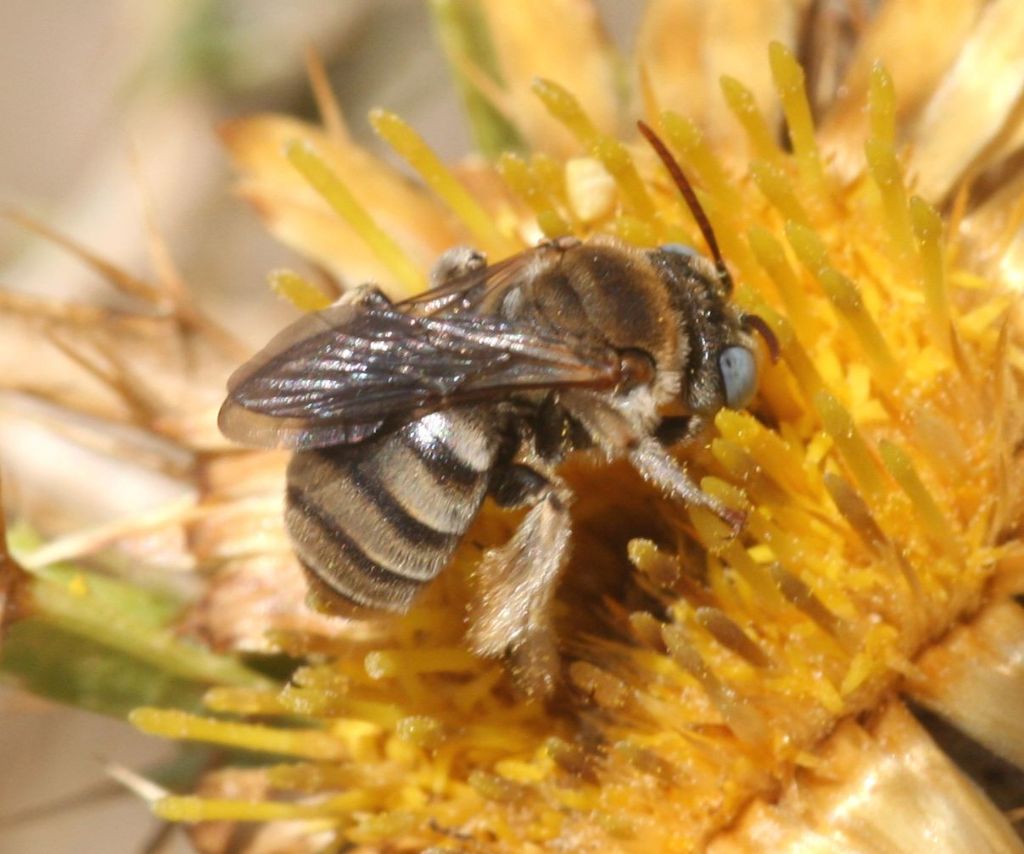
[220, 234, 771, 692]
[279, 239, 732, 613]
[285, 406, 498, 612]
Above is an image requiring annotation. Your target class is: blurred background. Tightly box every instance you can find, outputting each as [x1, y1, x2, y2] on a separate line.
[0, 1, 635, 851]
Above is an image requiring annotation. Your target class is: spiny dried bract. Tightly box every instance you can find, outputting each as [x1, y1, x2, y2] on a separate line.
[708, 703, 1024, 853]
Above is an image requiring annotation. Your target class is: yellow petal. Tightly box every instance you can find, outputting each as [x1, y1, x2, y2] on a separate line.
[221, 115, 464, 290]
[477, 0, 619, 156]
[818, 0, 987, 180]
[637, 0, 798, 159]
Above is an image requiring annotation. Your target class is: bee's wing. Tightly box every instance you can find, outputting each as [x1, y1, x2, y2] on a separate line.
[398, 251, 529, 316]
[218, 298, 619, 451]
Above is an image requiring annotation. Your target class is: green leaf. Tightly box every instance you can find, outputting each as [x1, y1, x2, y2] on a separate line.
[2, 620, 207, 717]
[2, 526, 276, 717]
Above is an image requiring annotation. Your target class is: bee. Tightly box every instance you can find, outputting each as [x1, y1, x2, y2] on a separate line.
[218, 122, 776, 695]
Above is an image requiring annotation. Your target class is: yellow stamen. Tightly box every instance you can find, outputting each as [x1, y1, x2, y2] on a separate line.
[530, 78, 599, 144]
[660, 111, 740, 210]
[661, 623, 770, 747]
[130, 708, 348, 759]
[155, 796, 337, 822]
[818, 268, 899, 387]
[823, 473, 888, 554]
[590, 137, 655, 219]
[867, 63, 896, 158]
[369, 110, 520, 258]
[285, 142, 425, 294]
[696, 194, 768, 294]
[720, 75, 782, 165]
[269, 269, 333, 312]
[814, 392, 888, 502]
[204, 686, 287, 715]
[878, 441, 963, 561]
[771, 564, 852, 647]
[748, 226, 814, 336]
[865, 138, 915, 264]
[716, 409, 812, 498]
[353, 812, 423, 843]
[776, 319, 827, 399]
[751, 160, 812, 228]
[533, 79, 654, 218]
[768, 42, 828, 201]
[496, 152, 571, 237]
[710, 444, 793, 523]
[720, 538, 787, 612]
[695, 606, 772, 669]
[364, 647, 480, 679]
[786, 222, 898, 385]
[531, 152, 570, 209]
[396, 715, 446, 749]
[911, 195, 954, 355]
[785, 220, 829, 274]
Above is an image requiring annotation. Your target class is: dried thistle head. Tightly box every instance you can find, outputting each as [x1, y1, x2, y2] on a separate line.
[4, 2, 1024, 852]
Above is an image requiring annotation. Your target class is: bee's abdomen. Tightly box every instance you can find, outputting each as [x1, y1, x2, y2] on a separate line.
[285, 409, 497, 612]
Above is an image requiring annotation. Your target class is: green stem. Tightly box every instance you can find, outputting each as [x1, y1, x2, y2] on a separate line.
[429, 0, 525, 158]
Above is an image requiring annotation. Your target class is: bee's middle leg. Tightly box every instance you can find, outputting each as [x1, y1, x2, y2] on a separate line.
[469, 464, 572, 697]
[430, 246, 486, 287]
[336, 283, 393, 308]
[653, 414, 706, 446]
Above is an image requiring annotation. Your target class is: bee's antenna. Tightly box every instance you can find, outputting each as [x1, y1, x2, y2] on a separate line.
[637, 120, 733, 294]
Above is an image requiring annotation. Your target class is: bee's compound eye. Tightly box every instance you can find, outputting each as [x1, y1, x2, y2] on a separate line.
[719, 346, 757, 409]
[659, 243, 700, 259]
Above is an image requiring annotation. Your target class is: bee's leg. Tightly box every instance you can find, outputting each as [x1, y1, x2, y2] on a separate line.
[653, 414, 706, 446]
[470, 464, 573, 697]
[536, 235, 581, 251]
[628, 436, 745, 530]
[338, 284, 392, 308]
[430, 246, 486, 287]
[534, 393, 592, 463]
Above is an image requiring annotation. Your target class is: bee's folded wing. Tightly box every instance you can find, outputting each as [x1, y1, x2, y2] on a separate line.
[218, 300, 619, 450]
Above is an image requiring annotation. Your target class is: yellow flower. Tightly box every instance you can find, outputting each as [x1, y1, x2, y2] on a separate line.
[5, 1, 1024, 852]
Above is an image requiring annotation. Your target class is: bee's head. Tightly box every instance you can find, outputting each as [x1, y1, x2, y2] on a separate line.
[637, 121, 777, 415]
[650, 243, 775, 414]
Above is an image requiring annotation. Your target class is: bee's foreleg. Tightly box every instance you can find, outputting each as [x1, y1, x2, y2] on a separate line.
[653, 414, 706, 446]
[469, 465, 572, 697]
[534, 393, 591, 463]
[629, 437, 745, 530]
[429, 246, 486, 287]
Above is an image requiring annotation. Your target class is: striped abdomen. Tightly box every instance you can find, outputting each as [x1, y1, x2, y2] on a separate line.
[285, 408, 498, 612]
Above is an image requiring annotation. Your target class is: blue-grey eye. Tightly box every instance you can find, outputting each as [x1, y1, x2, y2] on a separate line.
[719, 346, 757, 409]
[659, 242, 699, 259]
